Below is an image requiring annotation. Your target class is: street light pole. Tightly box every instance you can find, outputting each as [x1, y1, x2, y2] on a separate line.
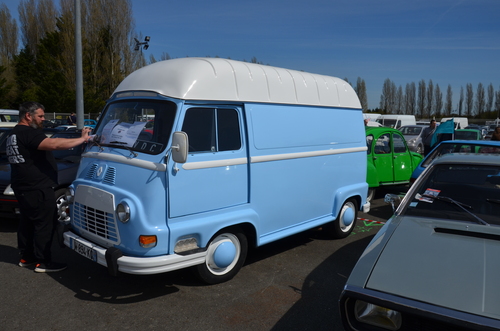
[75, 0, 84, 129]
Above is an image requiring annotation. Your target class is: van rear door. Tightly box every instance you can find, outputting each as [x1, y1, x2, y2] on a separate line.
[168, 106, 248, 217]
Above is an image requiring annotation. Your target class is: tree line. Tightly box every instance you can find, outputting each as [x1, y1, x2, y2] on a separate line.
[376, 79, 500, 120]
[1, 1, 499, 120]
[0, 0, 151, 114]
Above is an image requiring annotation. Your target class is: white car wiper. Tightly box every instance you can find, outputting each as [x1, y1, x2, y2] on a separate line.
[422, 194, 490, 226]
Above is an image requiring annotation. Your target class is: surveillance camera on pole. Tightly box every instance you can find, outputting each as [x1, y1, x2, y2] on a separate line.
[134, 36, 151, 52]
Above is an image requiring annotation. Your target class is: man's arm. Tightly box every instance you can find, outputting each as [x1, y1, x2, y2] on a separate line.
[38, 128, 91, 151]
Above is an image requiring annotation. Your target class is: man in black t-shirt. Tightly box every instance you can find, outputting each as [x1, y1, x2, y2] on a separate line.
[7, 102, 91, 273]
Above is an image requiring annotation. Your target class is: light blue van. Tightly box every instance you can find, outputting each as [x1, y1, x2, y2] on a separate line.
[63, 58, 369, 284]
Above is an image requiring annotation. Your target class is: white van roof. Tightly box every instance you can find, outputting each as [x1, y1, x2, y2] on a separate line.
[114, 57, 361, 109]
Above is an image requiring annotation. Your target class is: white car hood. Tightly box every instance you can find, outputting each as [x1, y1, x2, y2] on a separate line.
[366, 216, 500, 319]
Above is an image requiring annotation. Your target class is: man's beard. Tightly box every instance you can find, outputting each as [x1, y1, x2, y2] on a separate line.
[29, 121, 42, 129]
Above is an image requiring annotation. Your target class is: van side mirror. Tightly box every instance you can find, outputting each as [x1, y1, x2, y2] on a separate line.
[171, 131, 188, 163]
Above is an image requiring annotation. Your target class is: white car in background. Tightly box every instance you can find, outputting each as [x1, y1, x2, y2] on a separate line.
[0, 109, 19, 127]
[399, 124, 427, 154]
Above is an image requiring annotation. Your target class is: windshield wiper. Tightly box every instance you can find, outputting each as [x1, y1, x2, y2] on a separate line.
[487, 199, 500, 205]
[422, 194, 489, 226]
[109, 141, 138, 157]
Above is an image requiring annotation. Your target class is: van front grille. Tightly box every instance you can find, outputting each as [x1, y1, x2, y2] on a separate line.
[73, 202, 119, 243]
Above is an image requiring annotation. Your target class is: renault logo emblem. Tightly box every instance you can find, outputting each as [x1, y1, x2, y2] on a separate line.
[96, 166, 103, 177]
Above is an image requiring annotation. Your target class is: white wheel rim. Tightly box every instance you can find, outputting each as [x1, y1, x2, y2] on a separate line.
[339, 201, 356, 232]
[205, 233, 241, 276]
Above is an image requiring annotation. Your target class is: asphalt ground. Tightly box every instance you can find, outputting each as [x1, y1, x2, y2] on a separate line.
[0, 188, 401, 331]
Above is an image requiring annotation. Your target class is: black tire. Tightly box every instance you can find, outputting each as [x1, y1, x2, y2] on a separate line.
[367, 188, 376, 202]
[194, 230, 248, 284]
[326, 198, 358, 239]
[55, 188, 69, 223]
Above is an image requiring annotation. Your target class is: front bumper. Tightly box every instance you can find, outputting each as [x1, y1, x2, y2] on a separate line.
[340, 285, 500, 331]
[63, 231, 206, 275]
[362, 201, 370, 213]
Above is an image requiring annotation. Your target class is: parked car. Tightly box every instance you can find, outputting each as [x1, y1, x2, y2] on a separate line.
[84, 119, 97, 129]
[455, 128, 482, 140]
[340, 153, 500, 331]
[55, 125, 77, 131]
[411, 140, 500, 182]
[399, 124, 427, 153]
[0, 109, 19, 127]
[365, 127, 423, 201]
[0, 130, 85, 220]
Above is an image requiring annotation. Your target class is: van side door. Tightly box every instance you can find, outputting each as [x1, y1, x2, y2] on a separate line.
[168, 106, 248, 218]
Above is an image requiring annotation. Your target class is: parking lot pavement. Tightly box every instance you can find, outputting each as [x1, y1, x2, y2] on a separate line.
[0, 193, 397, 331]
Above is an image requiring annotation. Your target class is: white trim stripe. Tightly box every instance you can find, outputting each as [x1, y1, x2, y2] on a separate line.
[82, 152, 167, 172]
[182, 146, 367, 170]
[182, 157, 248, 170]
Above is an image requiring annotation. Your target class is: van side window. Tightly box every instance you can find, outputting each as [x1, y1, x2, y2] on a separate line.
[182, 108, 241, 153]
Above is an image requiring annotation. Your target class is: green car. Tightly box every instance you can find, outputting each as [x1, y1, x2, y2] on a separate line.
[365, 127, 423, 201]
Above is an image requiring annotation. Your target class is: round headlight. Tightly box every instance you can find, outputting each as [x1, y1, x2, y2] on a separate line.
[116, 202, 130, 223]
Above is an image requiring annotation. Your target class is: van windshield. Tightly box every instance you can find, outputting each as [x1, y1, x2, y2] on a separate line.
[94, 100, 177, 155]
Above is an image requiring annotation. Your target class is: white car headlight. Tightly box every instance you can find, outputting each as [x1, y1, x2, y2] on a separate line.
[354, 300, 402, 330]
[3, 184, 14, 196]
[116, 202, 131, 223]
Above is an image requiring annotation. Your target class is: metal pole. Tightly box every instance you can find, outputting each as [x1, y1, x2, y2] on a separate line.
[75, 0, 84, 129]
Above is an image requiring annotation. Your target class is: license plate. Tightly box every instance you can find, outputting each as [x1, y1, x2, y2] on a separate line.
[71, 238, 97, 262]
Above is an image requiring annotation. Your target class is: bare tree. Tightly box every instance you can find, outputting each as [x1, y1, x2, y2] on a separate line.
[475, 83, 485, 117]
[149, 52, 171, 64]
[356, 77, 368, 112]
[458, 86, 464, 116]
[59, 0, 140, 101]
[379, 78, 394, 113]
[18, 0, 58, 57]
[417, 79, 426, 118]
[395, 85, 403, 113]
[444, 85, 453, 117]
[426, 80, 434, 119]
[0, 3, 18, 106]
[465, 83, 474, 117]
[0, 4, 18, 67]
[405, 82, 416, 116]
[434, 84, 443, 118]
[486, 83, 494, 114]
[495, 88, 500, 119]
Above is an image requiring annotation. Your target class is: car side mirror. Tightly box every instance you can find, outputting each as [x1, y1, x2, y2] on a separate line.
[384, 193, 402, 213]
[171, 131, 188, 164]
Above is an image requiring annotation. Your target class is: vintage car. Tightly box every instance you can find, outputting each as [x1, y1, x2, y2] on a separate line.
[0, 130, 85, 220]
[411, 140, 500, 182]
[454, 128, 482, 140]
[340, 153, 500, 331]
[366, 127, 423, 201]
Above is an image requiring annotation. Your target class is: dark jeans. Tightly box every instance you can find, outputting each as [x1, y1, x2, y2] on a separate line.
[16, 188, 57, 263]
[424, 144, 432, 156]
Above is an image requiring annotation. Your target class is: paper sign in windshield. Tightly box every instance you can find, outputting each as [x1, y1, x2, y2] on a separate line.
[100, 120, 147, 146]
[419, 188, 441, 203]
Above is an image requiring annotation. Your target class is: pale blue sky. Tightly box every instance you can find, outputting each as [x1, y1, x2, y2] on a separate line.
[2, 0, 500, 110]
